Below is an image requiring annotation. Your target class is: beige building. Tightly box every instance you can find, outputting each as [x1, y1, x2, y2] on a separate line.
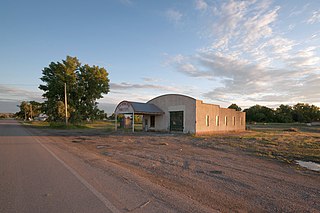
[114, 94, 245, 134]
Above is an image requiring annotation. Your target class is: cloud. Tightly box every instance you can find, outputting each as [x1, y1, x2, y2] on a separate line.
[100, 81, 194, 113]
[288, 46, 320, 68]
[195, 0, 208, 11]
[307, 10, 320, 24]
[0, 100, 20, 113]
[0, 85, 42, 102]
[142, 77, 161, 83]
[110, 82, 182, 93]
[289, 3, 310, 17]
[168, 0, 320, 107]
[165, 9, 183, 23]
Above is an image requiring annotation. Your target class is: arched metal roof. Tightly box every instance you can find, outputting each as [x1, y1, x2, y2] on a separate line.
[115, 101, 164, 115]
[147, 94, 196, 103]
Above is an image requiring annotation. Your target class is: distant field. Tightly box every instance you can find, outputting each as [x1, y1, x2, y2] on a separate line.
[198, 123, 320, 164]
[247, 122, 320, 133]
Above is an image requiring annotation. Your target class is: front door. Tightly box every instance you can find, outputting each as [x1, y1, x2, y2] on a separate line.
[170, 111, 184, 132]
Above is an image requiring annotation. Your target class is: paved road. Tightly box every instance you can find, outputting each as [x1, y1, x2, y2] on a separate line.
[0, 120, 117, 213]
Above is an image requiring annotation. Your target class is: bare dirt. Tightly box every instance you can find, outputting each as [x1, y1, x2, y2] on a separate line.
[27, 127, 320, 212]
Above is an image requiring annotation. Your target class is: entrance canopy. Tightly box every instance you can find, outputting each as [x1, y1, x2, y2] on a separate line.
[115, 101, 164, 115]
[114, 101, 164, 132]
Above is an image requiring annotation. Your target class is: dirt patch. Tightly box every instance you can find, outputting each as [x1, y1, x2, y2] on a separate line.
[27, 127, 320, 212]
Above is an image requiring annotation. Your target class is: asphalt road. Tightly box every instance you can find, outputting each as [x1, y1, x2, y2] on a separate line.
[0, 120, 118, 213]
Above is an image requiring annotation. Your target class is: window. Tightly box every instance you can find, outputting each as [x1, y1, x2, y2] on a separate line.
[206, 115, 210, 126]
[216, 115, 219, 126]
[225, 116, 228, 126]
[233, 116, 236, 126]
[150, 115, 155, 128]
[240, 117, 243, 126]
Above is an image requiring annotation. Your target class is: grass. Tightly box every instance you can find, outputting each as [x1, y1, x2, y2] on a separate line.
[22, 121, 89, 129]
[22, 120, 50, 127]
[198, 123, 320, 164]
[22, 120, 143, 132]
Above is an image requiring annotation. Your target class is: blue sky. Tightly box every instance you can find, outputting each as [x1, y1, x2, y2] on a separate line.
[0, 0, 319, 113]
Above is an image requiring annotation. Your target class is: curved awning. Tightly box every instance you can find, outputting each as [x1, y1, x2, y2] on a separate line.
[115, 101, 164, 115]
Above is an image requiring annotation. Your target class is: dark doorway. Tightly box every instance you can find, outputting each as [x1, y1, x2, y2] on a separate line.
[170, 111, 184, 132]
[150, 115, 155, 128]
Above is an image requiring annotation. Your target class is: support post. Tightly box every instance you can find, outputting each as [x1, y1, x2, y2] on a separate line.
[132, 112, 135, 133]
[115, 114, 117, 131]
[30, 104, 33, 120]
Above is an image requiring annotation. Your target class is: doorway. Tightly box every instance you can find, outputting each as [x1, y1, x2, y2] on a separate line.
[170, 111, 184, 132]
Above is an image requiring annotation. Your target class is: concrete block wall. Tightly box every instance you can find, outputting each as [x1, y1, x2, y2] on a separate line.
[195, 100, 245, 134]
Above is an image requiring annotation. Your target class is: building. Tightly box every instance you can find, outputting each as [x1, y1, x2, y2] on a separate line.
[114, 94, 246, 134]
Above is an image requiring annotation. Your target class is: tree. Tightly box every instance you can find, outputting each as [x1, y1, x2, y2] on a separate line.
[292, 103, 320, 123]
[275, 104, 293, 123]
[39, 56, 110, 123]
[16, 101, 42, 120]
[244, 103, 320, 123]
[228, 103, 242, 111]
[244, 105, 276, 123]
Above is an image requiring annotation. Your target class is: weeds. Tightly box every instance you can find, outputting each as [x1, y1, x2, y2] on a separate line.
[197, 123, 320, 164]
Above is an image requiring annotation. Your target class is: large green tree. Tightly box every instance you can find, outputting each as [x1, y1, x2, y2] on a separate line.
[244, 105, 276, 123]
[275, 104, 293, 123]
[39, 56, 110, 122]
[292, 103, 320, 123]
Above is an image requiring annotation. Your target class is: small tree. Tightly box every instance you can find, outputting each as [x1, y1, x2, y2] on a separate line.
[16, 101, 42, 120]
[228, 103, 242, 111]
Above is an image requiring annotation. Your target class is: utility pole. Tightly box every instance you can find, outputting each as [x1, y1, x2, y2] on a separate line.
[30, 103, 33, 120]
[64, 83, 68, 125]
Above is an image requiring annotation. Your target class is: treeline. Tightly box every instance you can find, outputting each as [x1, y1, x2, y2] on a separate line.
[243, 103, 320, 123]
[0, 113, 15, 119]
[16, 101, 107, 121]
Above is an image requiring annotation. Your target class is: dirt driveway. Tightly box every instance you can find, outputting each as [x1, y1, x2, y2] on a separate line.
[28, 127, 320, 212]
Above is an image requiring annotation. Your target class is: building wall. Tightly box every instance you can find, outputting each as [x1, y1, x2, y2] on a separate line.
[147, 94, 197, 133]
[115, 94, 246, 134]
[195, 100, 246, 134]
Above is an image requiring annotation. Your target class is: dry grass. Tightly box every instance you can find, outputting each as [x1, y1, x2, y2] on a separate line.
[197, 123, 320, 164]
[26, 121, 320, 164]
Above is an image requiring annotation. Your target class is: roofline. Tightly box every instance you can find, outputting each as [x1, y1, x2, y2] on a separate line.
[147, 94, 196, 103]
[114, 100, 128, 113]
[114, 100, 164, 114]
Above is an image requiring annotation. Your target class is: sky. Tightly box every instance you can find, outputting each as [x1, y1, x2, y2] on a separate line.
[0, 0, 319, 114]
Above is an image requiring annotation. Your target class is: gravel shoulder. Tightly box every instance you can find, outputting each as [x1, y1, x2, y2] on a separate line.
[27, 126, 320, 212]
